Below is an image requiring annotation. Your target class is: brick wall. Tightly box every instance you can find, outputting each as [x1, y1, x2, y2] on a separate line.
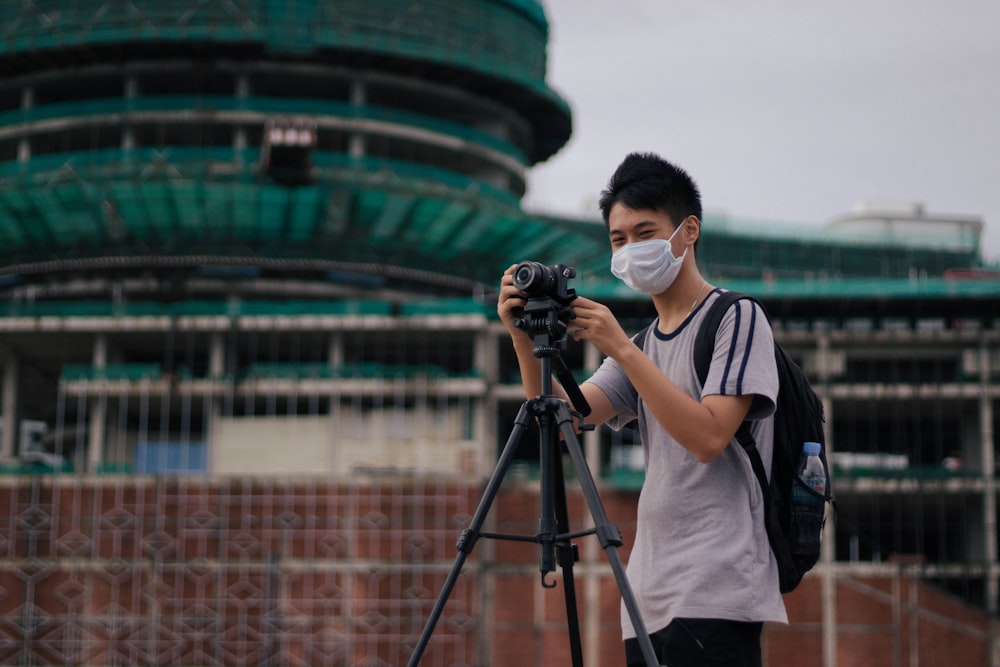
[0, 478, 990, 666]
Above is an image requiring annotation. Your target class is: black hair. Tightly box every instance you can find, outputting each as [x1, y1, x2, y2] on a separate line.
[598, 152, 703, 232]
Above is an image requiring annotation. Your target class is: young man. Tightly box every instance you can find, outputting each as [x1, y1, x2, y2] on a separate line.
[497, 152, 786, 667]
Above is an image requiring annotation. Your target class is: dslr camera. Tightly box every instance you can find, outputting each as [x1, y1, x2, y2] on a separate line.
[512, 261, 576, 305]
[512, 261, 577, 343]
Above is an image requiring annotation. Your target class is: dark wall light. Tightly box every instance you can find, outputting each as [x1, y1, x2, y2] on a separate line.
[260, 118, 317, 186]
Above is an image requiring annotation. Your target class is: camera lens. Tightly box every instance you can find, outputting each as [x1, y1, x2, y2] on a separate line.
[512, 261, 553, 296]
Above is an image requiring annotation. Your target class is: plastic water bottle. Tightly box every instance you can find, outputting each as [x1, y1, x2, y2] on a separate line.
[798, 441, 826, 496]
[791, 441, 826, 555]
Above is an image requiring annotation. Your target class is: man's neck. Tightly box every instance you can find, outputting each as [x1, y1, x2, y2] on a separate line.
[651, 270, 710, 334]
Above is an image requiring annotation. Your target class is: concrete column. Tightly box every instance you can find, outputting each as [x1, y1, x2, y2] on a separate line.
[86, 334, 109, 472]
[579, 340, 604, 667]
[209, 332, 226, 379]
[349, 79, 366, 158]
[204, 332, 227, 471]
[1, 351, 18, 460]
[327, 332, 345, 473]
[235, 74, 249, 153]
[123, 75, 136, 150]
[821, 391, 837, 667]
[18, 87, 32, 162]
[473, 328, 496, 479]
[583, 343, 603, 474]
[978, 339, 998, 667]
[815, 331, 838, 667]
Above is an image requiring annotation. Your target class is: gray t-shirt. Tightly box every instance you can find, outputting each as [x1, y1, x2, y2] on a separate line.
[587, 289, 788, 638]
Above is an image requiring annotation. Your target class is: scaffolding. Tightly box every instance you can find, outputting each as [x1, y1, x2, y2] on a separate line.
[1, 295, 999, 665]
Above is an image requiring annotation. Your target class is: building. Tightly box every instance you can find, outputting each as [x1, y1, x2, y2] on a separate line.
[1, 2, 999, 666]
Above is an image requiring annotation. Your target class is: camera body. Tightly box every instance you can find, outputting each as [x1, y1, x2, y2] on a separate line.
[512, 261, 576, 305]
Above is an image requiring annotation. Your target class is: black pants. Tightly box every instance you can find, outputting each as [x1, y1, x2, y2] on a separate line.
[625, 618, 763, 667]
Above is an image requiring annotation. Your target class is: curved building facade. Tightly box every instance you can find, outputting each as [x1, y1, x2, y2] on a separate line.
[0, 0, 572, 291]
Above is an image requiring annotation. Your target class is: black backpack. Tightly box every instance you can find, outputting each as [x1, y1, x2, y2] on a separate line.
[692, 290, 832, 593]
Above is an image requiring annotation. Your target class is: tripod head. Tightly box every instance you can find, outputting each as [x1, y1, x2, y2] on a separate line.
[514, 295, 575, 352]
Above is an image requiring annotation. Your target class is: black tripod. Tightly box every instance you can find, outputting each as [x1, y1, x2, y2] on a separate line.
[406, 296, 662, 667]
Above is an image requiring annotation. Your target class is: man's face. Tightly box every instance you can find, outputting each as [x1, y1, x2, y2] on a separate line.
[607, 204, 680, 253]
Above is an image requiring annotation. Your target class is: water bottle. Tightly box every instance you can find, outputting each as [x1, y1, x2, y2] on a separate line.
[791, 441, 826, 555]
[798, 441, 826, 496]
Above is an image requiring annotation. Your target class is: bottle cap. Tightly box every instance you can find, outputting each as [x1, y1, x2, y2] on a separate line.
[803, 441, 821, 456]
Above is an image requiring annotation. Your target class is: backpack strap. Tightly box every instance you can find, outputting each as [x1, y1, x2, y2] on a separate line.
[693, 291, 800, 588]
[692, 290, 759, 458]
[692, 290, 755, 387]
[632, 323, 652, 349]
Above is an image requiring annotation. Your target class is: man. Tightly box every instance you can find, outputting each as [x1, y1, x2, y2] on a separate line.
[497, 152, 786, 667]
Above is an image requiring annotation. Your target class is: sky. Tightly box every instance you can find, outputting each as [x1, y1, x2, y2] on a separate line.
[523, 0, 1000, 263]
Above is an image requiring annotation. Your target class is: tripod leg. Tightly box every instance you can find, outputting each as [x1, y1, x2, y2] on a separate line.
[407, 401, 533, 667]
[553, 404, 664, 667]
[552, 456, 585, 667]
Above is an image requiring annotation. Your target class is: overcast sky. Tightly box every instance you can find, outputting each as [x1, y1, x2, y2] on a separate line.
[523, 0, 1000, 263]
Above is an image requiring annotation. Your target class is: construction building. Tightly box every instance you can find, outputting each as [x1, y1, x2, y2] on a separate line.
[0, 2, 998, 666]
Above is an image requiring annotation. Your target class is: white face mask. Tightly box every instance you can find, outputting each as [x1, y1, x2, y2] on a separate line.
[610, 224, 687, 294]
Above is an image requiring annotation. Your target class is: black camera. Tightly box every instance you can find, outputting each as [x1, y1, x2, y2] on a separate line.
[512, 261, 578, 346]
[512, 261, 576, 304]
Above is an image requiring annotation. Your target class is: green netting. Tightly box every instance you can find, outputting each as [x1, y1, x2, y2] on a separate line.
[417, 200, 474, 255]
[244, 362, 334, 380]
[443, 208, 504, 258]
[138, 181, 174, 238]
[334, 362, 478, 380]
[108, 182, 151, 240]
[14, 191, 51, 245]
[231, 183, 259, 238]
[224, 299, 392, 316]
[584, 276, 1000, 301]
[402, 198, 451, 245]
[202, 184, 234, 240]
[400, 298, 492, 316]
[353, 189, 386, 235]
[172, 182, 206, 235]
[0, 82, 550, 168]
[51, 182, 102, 242]
[0, 147, 988, 287]
[241, 361, 482, 381]
[2, 299, 396, 318]
[0, 460, 74, 474]
[369, 191, 416, 243]
[257, 187, 288, 240]
[0, 191, 30, 247]
[287, 188, 321, 242]
[0, 0, 565, 104]
[318, 154, 522, 208]
[514, 224, 572, 261]
[61, 363, 162, 381]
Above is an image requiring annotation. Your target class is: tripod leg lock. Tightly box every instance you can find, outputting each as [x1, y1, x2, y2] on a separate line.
[456, 528, 480, 554]
[595, 524, 624, 548]
[556, 542, 580, 568]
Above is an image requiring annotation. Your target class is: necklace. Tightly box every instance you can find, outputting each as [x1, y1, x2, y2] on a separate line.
[690, 280, 709, 312]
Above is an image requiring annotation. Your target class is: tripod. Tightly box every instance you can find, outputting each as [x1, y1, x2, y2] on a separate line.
[407, 299, 662, 667]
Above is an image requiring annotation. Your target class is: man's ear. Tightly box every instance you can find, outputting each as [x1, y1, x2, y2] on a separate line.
[682, 215, 701, 245]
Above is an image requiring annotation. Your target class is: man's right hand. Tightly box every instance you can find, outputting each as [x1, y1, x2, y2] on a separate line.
[497, 264, 529, 338]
